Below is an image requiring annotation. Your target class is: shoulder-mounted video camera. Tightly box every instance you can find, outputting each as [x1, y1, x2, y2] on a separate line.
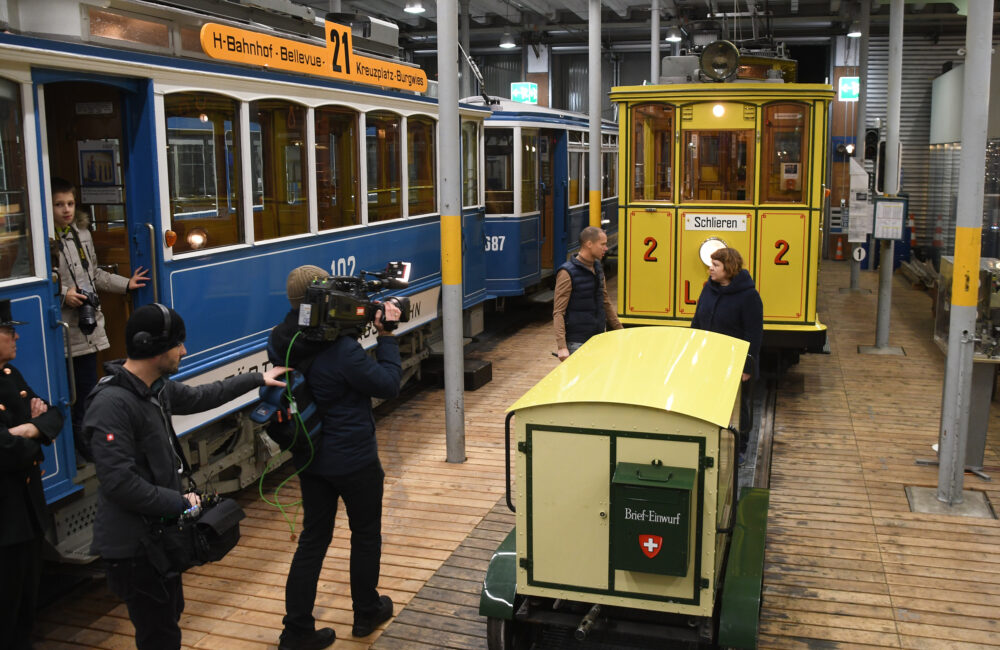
[296, 262, 412, 341]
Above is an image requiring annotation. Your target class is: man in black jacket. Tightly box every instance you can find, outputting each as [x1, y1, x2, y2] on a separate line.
[85, 303, 286, 650]
[0, 300, 64, 650]
[272, 265, 402, 650]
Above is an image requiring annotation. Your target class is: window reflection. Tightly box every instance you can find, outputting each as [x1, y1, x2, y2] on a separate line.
[682, 129, 754, 203]
[407, 115, 436, 216]
[249, 99, 309, 240]
[568, 150, 584, 206]
[366, 111, 402, 222]
[315, 106, 359, 230]
[485, 128, 513, 214]
[631, 104, 673, 201]
[165, 92, 243, 253]
[602, 148, 617, 199]
[461, 121, 479, 207]
[761, 103, 808, 203]
[0, 79, 33, 279]
[521, 131, 539, 213]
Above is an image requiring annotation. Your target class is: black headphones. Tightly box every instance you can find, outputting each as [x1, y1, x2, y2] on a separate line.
[131, 303, 172, 353]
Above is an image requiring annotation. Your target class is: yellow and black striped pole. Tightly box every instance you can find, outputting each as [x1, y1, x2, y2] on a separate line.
[438, 0, 466, 463]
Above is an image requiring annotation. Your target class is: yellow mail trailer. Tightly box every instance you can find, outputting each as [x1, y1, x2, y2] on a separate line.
[480, 327, 769, 648]
[611, 82, 833, 355]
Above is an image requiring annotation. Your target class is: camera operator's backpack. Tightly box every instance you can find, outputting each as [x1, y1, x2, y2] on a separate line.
[251, 357, 325, 455]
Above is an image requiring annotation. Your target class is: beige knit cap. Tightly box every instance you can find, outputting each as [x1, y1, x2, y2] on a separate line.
[286, 265, 327, 308]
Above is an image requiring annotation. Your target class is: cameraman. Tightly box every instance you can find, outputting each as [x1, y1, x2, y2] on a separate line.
[52, 177, 149, 460]
[85, 304, 287, 650]
[272, 265, 402, 650]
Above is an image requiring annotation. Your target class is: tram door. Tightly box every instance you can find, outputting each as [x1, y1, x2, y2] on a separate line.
[539, 131, 557, 271]
[43, 80, 154, 369]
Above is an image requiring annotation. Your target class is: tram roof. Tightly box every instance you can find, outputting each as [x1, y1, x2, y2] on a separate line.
[464, 97, 617, 129]
[610, 82, 834, 102]
[508, 327, 748, 427]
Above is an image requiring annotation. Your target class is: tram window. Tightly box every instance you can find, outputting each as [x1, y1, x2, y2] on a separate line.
[249, 100, 309, 241]
[461, 121, 479, 207]
[568, 151, 585, 207]
[315, 106, 359, 230]
[602, 151, 617, 199]
[485, 129, 513, 214]
[631, 104, 673, 201]
[366, 111, 402, 222]
[522, 132, 539, 213]
[165, 92, 244, 254]
[761, 103, 809, 203]
[87, 7, 170, 50]
[0, 80, 33, 279]
[681, 130, 754, 203]
[407, 116, 436, 216]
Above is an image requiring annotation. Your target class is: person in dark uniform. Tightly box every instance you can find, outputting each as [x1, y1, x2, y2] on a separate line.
[690, 247, 763, 464]
[0, 300, 65, 650]
[553, 226, 623, 361]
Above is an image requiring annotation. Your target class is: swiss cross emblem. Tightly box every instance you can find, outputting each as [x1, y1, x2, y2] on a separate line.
[639, 534, 662, 559]
[106, 433, 115, 442]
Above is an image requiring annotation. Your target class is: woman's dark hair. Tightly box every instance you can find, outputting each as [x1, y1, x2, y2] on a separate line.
[710, 247, 743, 279]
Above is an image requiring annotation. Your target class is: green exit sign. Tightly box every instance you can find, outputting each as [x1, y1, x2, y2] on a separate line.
[510, 82, 538, 104]
[838, 76, 860, 102]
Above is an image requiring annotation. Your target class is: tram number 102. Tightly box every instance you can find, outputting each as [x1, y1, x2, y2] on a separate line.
[640, 237, 792, 265]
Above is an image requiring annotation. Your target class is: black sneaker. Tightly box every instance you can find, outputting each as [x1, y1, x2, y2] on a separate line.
[352, 595, 394, 637]
[278, 627, 336, 650]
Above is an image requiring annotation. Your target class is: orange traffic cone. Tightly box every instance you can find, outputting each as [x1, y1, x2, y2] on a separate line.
[834, 236, 845, 260]
[932, 216, 943, 249]
[908, 215, 917, 250]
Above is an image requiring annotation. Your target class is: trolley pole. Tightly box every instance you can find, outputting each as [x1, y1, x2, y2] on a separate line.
[650, 0, 660, 84]
[850, 0, 869, 291]
[937, 0, 992, 505]
[588, 0, 602, 228]
[867, 0, 903, 354]
[437, 0, 467, 463]
[460, 0, 471, 98]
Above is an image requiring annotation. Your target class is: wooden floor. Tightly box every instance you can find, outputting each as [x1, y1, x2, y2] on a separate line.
[759, 261, 1000, 649]
[35, 262, 1000, 649]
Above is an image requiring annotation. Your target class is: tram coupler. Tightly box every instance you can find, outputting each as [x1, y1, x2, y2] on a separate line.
[574, 603, 602, 641]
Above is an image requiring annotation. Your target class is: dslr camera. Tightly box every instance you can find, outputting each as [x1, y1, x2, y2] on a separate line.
[76, 288, 101, 335]
[297, 262, 412, 341]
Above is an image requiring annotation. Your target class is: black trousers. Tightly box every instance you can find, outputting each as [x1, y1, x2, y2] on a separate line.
[739, 378, 754, 453]
[72, 352, 98, 460]
[105, 556, 184, 650]
[283, 460, 385, 636]
[0, 538, 42, 650]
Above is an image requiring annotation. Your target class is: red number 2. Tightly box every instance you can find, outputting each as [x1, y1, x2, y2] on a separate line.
[774, 240, 790, 265]
[643, 237, 658, 262]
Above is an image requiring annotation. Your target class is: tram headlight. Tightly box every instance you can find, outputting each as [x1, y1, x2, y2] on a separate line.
[187, 227, 208, 250]
[712, 104, 725, 118]
[699, 237, 727, 267]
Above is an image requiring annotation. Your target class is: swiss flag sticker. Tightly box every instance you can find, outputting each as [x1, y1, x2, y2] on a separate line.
[106, 433, 115, 442]
[639, 534, 662, 559]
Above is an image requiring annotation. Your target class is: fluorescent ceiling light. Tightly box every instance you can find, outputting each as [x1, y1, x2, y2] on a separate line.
[665, 27, 682, 43]
[404, 0, 425, 14]
[847, 21, 861, 37]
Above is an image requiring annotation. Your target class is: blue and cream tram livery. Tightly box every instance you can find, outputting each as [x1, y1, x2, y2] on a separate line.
[464, 98, 618, 297]
[611, 48, 832, 352]
[0, 0, 489, 560]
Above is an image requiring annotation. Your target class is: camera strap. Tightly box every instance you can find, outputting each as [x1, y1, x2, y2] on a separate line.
[57, 226, 98, 292]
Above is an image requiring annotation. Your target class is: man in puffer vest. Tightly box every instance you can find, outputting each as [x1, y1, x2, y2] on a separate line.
[554, 226, 622, 361]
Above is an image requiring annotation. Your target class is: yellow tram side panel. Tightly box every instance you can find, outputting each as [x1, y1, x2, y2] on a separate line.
[612, 83, 833, 332]
[508, 328, 745, 617]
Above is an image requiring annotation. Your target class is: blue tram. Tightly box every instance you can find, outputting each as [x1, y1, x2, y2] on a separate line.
[463, 98, 619, 297]
[0, 1, 497, 560]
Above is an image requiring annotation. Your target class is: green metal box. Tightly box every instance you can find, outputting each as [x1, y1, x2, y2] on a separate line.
[611, 463, 695, 577]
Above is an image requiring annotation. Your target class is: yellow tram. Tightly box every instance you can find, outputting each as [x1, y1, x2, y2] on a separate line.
[611, 78, 833, 352]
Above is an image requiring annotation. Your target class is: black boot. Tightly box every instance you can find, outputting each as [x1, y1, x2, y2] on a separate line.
[278, 627, 336, 650]
[352, 595, 393, 637]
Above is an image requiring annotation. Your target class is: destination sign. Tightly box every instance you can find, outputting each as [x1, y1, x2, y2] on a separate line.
[200, 21, 428, 93]
[684, 213, 747, 231]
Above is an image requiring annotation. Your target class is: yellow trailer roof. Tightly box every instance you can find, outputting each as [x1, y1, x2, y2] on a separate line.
[509, 327, 749, 427]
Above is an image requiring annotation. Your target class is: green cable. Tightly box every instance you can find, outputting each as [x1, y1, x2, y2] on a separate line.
[257, 330, 319, 537]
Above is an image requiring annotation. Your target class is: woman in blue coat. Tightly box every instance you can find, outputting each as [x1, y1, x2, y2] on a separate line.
[690, 247, 763, 463]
